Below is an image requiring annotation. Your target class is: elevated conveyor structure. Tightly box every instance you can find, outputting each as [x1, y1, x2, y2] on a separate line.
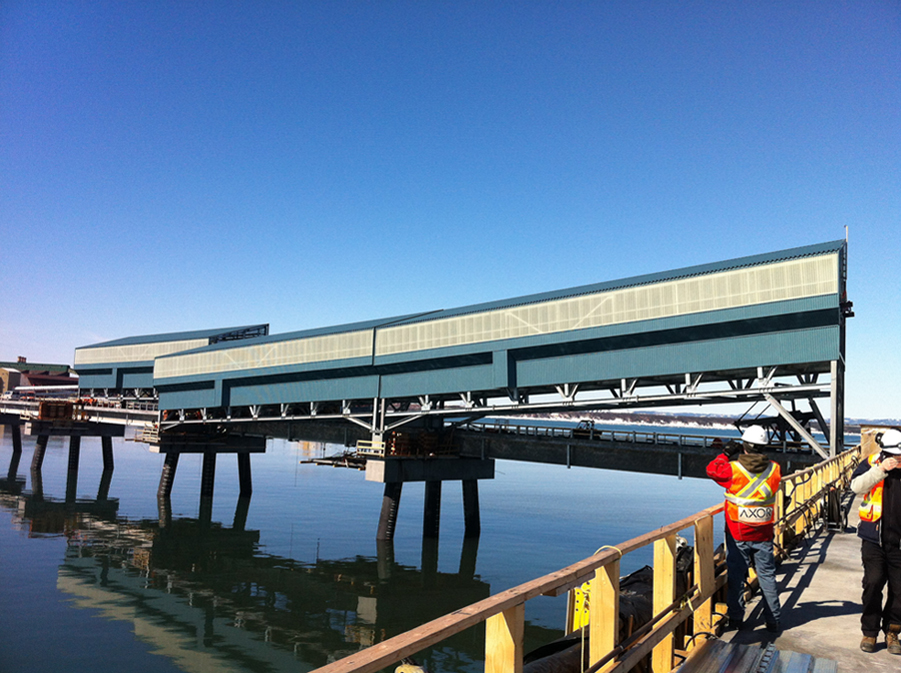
[74, 324, 269, 397]
[150, 240, 851, 457]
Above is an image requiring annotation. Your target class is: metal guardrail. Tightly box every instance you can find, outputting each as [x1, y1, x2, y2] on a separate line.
[464, 419, 727, 449]
[463, 419, 822, 453]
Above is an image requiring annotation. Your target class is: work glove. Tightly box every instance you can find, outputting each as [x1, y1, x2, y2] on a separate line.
[723, 440, 741, 460]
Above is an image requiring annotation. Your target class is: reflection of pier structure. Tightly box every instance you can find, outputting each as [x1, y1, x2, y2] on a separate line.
[0, 470, 504, 671]
[0, 416, 120, 504]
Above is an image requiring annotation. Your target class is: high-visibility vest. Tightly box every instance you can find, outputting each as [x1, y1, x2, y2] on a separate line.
[859, 454, 884, 523]
[724, 460, 780, 526]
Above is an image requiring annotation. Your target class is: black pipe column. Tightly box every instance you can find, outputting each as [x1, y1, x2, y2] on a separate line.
[376, 482, 403, 541]
[31, 434, 49, 471]
[11, 424, 22, 454]
[30, 435, 49, 500]
[199, 451, 217, 523]
[423, 481, 442, 539]
[97, 436, 114, 501]
[237, 453, 252, 497]
[65, 436, 81, 502]
[462, 479, 480, 537]
[7, 425, 22, 480]
[157, 453, 180, 499]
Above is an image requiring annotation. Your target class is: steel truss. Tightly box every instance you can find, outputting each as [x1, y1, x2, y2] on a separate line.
[162, 361, 844, 458]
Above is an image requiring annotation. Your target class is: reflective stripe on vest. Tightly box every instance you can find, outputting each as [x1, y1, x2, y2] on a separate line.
[725, 461, 778, 526]
[859, 454, 884, 523]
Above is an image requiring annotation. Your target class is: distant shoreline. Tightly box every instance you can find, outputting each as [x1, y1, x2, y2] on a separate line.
[507, 410, 885, 433]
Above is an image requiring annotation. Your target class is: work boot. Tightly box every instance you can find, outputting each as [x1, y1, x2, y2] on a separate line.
[860, 635, 876, 653]
[887, 625, 901, 655]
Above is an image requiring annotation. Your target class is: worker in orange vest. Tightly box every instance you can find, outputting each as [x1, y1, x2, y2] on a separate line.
[707, 425, 783, 633]
[851, 428, 901, 655]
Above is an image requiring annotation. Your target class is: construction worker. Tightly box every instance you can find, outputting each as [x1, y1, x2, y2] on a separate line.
[707, 425, 783, 632]
[851, 428, 901, 655]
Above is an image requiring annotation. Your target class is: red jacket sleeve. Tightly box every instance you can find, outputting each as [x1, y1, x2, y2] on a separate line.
[706, 452, 734, 487]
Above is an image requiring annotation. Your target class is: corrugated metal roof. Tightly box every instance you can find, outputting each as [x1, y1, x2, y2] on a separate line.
[76, 324, 270, 350]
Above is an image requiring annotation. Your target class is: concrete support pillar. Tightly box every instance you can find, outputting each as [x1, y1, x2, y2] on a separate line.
[31, 435, 49, 472]
[377, 482, 403, 541]
[101, 436, 114, 471]
[237, 453, 252, 497]
[200, 452, 217, 499]
[158, 453, 180, 499]
[423, 481, 442, 540]
[462, 479, 481, 538]
[66, 436, 81, 502]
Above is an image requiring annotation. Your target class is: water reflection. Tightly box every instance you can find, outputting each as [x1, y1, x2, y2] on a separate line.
[0, 480, 495, 672]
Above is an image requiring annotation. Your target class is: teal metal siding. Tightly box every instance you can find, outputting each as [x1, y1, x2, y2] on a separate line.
[515, 326, 840, 387]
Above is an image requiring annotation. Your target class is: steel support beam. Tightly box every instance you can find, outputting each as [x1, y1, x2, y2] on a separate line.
[763, 393, 828, 459]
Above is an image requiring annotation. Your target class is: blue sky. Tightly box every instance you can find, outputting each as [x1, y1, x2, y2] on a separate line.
[1, 2, 898, 419]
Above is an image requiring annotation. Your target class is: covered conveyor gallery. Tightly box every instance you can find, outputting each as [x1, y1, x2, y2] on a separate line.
[74, 325, 269, 396]
[148, 240, 850, 457]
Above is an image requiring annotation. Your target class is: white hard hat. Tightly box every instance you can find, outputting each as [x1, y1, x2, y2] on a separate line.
[878, 429, 901, 454]
[741, 425, 769, 446]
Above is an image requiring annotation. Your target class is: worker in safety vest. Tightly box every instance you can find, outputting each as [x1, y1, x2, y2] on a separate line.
[851, 428, 901, 655]
[706, 425, 783, 633]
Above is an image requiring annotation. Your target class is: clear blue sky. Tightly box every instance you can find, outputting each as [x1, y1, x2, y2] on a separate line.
[1, 2, 898, 419]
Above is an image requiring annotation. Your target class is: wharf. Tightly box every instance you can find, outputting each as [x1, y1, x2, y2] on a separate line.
[719, 495, 891, 673]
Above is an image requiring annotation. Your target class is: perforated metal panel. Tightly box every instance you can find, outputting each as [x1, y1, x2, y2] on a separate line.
[74, 338, 210, 366]
[375, 253, 838, 356]
[154, 330, 374, 379]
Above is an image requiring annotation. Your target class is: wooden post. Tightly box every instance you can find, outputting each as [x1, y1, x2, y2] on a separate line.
[652, 535, 676, 673]
[485, 604, 524, 673]
[590, 559, 620, 668]
[692, 516, 715, 648]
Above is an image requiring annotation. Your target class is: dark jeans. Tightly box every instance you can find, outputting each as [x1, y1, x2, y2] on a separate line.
[860, 539, 901, 636]
[725, 529, 782, 626]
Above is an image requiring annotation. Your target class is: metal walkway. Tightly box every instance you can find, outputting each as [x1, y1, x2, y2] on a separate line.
[677, 640, 836, 673]
[716, 494, 892, 673]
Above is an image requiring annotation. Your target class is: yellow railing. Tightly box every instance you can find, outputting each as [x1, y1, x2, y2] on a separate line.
[775, 443, 860, 554]
[311, 445, 861, 673]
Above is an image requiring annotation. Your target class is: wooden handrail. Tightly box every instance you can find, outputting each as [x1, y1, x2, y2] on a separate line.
[312, 446, 859, 673]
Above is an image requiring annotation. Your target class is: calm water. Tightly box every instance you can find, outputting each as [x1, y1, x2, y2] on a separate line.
[0, 427, 726, 673]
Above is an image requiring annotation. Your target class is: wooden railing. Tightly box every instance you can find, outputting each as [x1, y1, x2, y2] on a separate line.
[312, 445, 861, 673]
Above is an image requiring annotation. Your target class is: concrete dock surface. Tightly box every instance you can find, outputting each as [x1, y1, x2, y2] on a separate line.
[724, 496, 899, 672]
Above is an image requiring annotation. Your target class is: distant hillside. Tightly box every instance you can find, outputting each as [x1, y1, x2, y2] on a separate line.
[517, 410, 898, 432]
